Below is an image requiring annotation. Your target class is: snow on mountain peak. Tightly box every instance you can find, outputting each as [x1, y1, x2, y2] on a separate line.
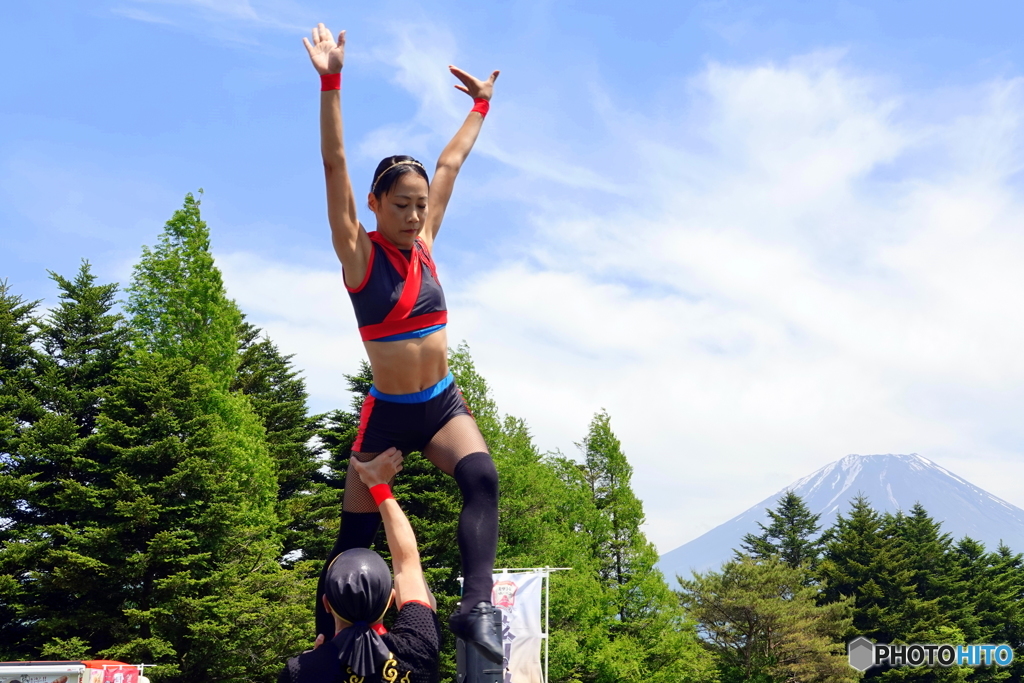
[658, 453, 1024, 579]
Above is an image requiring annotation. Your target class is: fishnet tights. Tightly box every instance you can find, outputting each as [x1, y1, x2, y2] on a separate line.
[342, 414, 488, 513]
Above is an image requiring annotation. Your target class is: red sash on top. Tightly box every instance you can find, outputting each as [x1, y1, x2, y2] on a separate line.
[358, 232, 447, 341]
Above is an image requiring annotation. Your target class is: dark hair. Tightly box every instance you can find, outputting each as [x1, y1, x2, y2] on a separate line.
[371, 155, 429, 199]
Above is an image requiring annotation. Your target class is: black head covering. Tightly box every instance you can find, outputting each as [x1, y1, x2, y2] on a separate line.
[325, 548, 394, 677]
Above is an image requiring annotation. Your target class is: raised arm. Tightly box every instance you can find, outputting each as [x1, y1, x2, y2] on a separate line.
[303, 24, 372, 286]
[352, 449, 434, 609]
[421, 67, 499, 249]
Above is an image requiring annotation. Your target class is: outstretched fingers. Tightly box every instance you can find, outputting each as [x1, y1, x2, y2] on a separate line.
[449, 65, 499, 100]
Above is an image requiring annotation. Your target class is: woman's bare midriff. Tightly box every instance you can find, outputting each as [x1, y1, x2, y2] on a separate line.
[364, 328, 450, 394]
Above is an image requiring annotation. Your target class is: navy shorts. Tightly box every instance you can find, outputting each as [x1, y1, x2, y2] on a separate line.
[352, 373, 471, 454]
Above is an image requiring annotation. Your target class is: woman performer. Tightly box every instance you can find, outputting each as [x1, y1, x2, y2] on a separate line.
[279, 449, 442, 683]
[303, 23, 502, 662]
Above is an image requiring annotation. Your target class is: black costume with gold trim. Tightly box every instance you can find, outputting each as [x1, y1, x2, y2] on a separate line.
[280, 602, 441, 683]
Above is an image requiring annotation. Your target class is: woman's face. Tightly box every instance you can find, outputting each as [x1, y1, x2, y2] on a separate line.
[368, 172, 429, 249]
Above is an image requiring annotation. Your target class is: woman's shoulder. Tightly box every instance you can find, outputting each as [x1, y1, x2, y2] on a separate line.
[385, 602, 441, 657]
[281, 642, 347, 683]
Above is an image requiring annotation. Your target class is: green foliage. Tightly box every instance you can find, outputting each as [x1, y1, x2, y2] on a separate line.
[125, 191, 242, 389]
[40, 636, 92, 660]
[679, 556, 857, 683]
[576, 410, 645, 603]
[816, 498, 1007, 681]
[0, 278, 47, 653]
[739, 490, 822, 571]
[233, 319, 337, 563]
[0, 202, 316, 680]
[12, 192, 1024, 683]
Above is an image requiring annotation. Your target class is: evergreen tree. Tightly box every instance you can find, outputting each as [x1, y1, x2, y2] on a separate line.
[0, 265, 132, 657]
[818, 498, 966, 681]
[889, 504, 970, 638]
[83, 354, 303, 681]
[233, 319, 335, 562]
[37, 262, 132, 433]
[0, 279, 46, 656]
[125, 190, 241, 389]
[678, 555, 856, 683]
[0, 255, 307, 678]
[576, 409, 644, 607]
[952, 539, 1023, 682]
[739, 490, 822, 570]
[0, 278, 44, 453]
[570, 408, 715, 683]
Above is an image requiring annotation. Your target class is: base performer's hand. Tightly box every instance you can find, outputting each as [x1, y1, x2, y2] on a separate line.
[353, 447, 404, 487]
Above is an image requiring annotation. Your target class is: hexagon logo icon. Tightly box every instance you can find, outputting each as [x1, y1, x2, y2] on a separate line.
[848, 636, 875, 671]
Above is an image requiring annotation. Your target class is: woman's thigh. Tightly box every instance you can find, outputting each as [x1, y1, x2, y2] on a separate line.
[343, 451, 384, 513]
[422, 414, 488, 476]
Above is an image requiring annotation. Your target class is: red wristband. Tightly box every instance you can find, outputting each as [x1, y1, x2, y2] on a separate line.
[370, 483, 394, 507]
[471, 97, 490, 118]
[321, 72, 341, 91]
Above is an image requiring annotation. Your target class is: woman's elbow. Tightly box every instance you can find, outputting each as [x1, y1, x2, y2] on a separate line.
[322, 159, 347, 178]
[435, 157, 463, 176]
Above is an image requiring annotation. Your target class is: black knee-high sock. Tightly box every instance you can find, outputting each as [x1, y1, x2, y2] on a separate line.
[453, 452, 499, 613]
[315, 510, 382, 637]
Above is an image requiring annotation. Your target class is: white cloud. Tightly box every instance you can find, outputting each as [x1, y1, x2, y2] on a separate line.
[222, 40, 1024, 553]
[112, 0, 310, 36]
[217, 252, 366, 409]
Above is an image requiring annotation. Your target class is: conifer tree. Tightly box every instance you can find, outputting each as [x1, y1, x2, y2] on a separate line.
[889, 504, 968, 638]
[0, 279, 46, 656]
[88, 354, 307, 681]
[952, 539, 1024, 682]
[739, 490, 822, 570]
[119, 192, 278, 529]
[125, 190, 241, 389]
[0, 237, 311, 679]
[571, 409, 714, 683]
[0, 194, 310, 679]
[577, 409, 645, 605]
[818, 498, 968, 681]
[678, 555, 856, 683]
[0, 265, 132, 657]
[233, 319, 335, 562]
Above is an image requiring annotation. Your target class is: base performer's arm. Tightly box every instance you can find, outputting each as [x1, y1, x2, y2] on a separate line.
[353, 449, 434, 608]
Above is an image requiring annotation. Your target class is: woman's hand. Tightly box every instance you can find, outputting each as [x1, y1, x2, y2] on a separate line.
[450, 65, 500, 101]
[303, 23, 345, 75]
[353, 447, 404, 488]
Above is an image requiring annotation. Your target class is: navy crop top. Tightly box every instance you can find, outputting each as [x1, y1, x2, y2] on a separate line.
[346, 231, 447, 342]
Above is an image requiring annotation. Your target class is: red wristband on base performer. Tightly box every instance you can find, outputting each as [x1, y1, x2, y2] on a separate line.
[321, 72, 341, 91]
[471, 97, 490, 118]
[370, 483, 394, 507]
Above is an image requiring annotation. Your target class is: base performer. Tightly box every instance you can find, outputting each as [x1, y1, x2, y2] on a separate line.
[280, 449, 441, 683]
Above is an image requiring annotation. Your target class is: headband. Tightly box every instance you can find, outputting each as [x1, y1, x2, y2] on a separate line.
[371, 159, 426, 192]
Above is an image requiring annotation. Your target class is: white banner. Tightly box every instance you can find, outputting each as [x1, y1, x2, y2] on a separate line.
[492, 572, 544, 683]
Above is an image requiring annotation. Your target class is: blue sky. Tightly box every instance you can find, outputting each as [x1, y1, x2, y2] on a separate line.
[5, 0, 1024, 553]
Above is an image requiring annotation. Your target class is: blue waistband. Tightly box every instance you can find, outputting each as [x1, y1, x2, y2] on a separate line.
[369, 372, 454, 404]
[373, 324, 446, 343]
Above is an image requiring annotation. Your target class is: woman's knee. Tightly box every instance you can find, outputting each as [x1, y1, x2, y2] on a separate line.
[453, 452, 498, 495]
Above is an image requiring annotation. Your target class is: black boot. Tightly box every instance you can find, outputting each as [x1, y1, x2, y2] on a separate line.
[449, 601, 503, 664]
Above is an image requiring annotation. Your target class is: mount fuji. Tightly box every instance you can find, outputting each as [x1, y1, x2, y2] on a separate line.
[657, 453, 1024, 580]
